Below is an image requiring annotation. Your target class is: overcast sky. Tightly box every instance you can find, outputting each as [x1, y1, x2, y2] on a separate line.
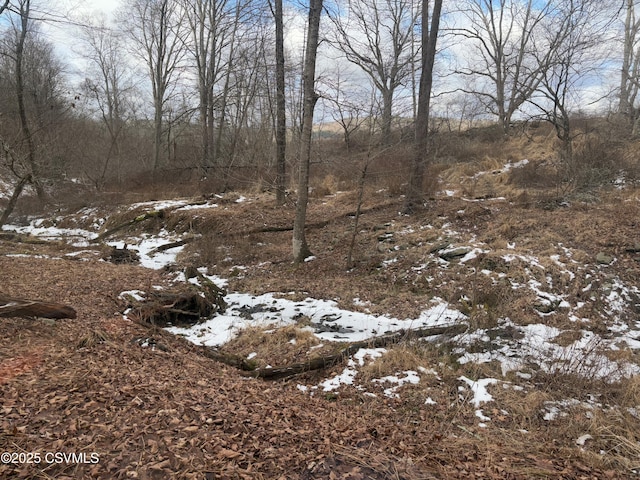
[8, 0, 622, 122]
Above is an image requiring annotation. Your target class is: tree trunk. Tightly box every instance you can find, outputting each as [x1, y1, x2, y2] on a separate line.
[153, 101, 163, 171]
[620, 0, 637, 133]
[0, 174, 30, 228]
[404, 0, 442, 213]
[151, 1, 168, 171]
[193, 0, 214, 171]
[274, 0, 287, 205]
[15, 0, 45, 204]
[381, 88, 393, 145]
[215, 4, 241, 167]
[292, 0, 323, 263]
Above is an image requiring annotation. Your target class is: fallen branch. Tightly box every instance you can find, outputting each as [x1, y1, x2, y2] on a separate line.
[148, 237, 193, 254]
[199, 347, 258, 371]
[0, 232, 60, 245]
[90, 210, 165, 243]
[122, 268, 227, 327]
[203, 323, 467, 380]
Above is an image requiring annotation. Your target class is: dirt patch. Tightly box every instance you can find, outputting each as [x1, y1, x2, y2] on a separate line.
[0, 351, 43, 385]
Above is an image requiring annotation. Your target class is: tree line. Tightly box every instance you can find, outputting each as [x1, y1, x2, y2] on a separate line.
[0, 0, 637, 259]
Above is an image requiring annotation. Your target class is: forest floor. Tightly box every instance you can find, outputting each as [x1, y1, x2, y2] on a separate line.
[1, 156, 640, 479]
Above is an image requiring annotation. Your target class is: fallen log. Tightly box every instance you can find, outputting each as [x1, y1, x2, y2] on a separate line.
[0, 232, 61, 245]
[148, 237, 193, 254]
[199, 347, 258, 371]
[90, 210, 164, 243]
[0, 294, 77, 319]
[204, 323, 467, 380]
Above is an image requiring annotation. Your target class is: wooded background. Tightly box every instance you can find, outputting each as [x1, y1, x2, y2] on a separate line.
[0, 0, 637, 219]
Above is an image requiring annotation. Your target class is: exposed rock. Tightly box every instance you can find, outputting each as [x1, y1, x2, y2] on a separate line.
[429, 241, 451, 254]
[533, 301, 556, 314]
[377, 233, 395, 242]
[596, 252, 613, 265]
[439, 246, 472, 261]
[184, 265, 199, 279]
[376, 243, 389, 253]
[625, 243, 640, 253]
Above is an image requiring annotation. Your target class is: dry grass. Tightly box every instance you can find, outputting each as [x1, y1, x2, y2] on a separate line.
[310, 173, 342, 197]
[583, 376, 640, 472]
[4, 119, 640, 477]
[219, 324, 340, 368]
[552, 329, 584, 347]
[358, 344, 435, 381]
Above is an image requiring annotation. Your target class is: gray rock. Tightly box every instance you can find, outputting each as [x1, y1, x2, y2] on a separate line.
[439, 246, 472, 261]
[625, 243, 640, 253]
[377, 243, 389, 253]
[533, 301, 555, 314]
[596, 252, 613, 265]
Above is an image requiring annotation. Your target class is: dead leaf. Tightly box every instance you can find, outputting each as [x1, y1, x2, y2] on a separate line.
[218, 448, 242, 460]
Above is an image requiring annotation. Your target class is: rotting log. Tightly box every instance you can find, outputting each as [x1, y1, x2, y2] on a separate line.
[0, 232, 61, 245]
[148, 237, 193, 254]
[203, 323, 467, 380]
[199, 347, 258, 371]
[90, 210, 165, 243]
[0, 294, 77, 319]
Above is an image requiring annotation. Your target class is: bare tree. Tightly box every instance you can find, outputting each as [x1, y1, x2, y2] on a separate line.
[404, 0, 443, 212]
[213, 1, 264, 167]
[0, 139, 31, 227]
[454, 0, 552, 133]
[78, 16, 135, 188]
[319, 65, 368, 150]
[328, 0, 419, 145]
[273, 0, 287, 204]
[619, 0, 640, 134]
[292, 0, 323, 263]
[122, 0, 187, 171]
[15, 0, 46, 202]
[528, 0, 614, 164]
[1, 0, 48, 204]
[183, 0, 243, 170]
[220, 27, 271, 174]
[0, 0, 72, 221]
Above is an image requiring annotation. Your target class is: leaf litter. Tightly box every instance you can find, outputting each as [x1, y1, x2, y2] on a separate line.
[1, 190, 639, 477]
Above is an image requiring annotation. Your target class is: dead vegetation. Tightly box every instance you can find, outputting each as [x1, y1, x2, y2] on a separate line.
[1, 124, 640, 478]
[121, 270, 226, 328]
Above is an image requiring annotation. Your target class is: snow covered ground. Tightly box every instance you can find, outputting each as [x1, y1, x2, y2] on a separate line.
[3, 197, 640, 432]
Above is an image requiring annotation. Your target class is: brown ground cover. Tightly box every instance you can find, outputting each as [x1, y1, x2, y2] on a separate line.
[1, 175, 639, 478]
